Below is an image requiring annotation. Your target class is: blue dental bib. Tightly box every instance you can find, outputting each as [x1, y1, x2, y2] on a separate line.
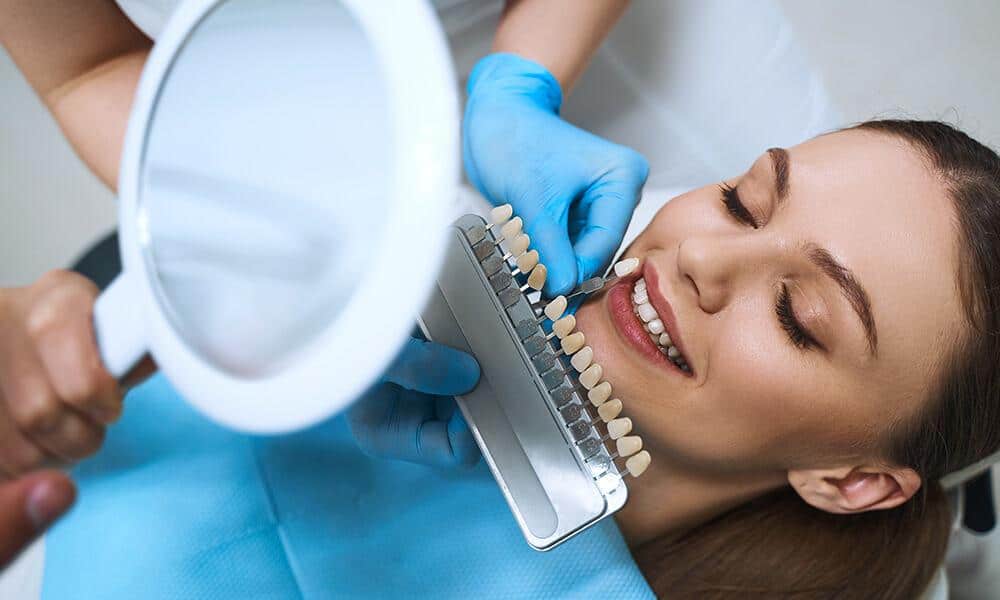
[42, 375, 653, 599]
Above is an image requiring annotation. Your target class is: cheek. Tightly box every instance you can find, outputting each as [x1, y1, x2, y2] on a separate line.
[708, 321, 806, 445]
[626, 188, 724, 255]
[663, 317, 810, 470]
[694, 313, 870, 468]
[619, 306, 857, 473]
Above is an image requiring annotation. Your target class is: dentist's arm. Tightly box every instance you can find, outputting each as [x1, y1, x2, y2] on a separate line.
[493, 0, 630, 93]
[464, 0, 649, 295]
[0, 0, 150, 189]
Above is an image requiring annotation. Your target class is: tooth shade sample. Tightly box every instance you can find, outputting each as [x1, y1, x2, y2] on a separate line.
[616, 435, 643, 457]
[579, 364, 603, 389]
[597, 398, 622, 422]
[637, 303, 657, 322]
[667, 346, 680, 358]
[626, 450, 651, 477]
[552, 315, 576, 338]
[526, 263, 547, 290]
[544, 295, 567, 321]
[509, 233, 530, 255]
[607, 417, 632, 439]
[516, 250, 539, 272]
[490, 204, 513, 224]
[588, 381, 612, 406]
[614, 257, 640, 277]
[659, 332, 672, 347]
[561, 332, 585, 355]
[635, 279, 646, 292]
[648, 319, 664, 335]
[632, 288, 648, 304]
[500, 216, 523, 240]
[570, 346, 593, 372]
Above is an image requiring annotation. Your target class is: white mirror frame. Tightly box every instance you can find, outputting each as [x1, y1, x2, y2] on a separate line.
[94, 0, 459, 433]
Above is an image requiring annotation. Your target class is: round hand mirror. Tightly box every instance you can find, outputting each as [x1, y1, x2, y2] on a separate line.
[93, 0, 459, 433]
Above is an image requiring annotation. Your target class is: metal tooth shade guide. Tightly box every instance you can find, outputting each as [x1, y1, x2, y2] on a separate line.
[439, 213, 650, 551]
[473, 219, 649, 477]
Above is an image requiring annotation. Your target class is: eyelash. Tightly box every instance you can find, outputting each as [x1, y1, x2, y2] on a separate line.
[718, 182, 759, 229]
[718, 184, 814, 350]
[776, 283, 818, 350]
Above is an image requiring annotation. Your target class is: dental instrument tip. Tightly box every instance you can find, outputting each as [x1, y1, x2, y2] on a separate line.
[566, 276, 606, 299]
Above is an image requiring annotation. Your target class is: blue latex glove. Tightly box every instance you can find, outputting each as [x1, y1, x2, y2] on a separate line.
[463, 53, 650, 295]
[346, 337, 481, 468]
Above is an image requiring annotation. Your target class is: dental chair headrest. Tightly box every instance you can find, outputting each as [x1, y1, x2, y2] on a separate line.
[942, 452, 1000, 534]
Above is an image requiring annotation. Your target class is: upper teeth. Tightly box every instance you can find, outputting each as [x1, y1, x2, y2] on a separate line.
[631, 278, 690, 372]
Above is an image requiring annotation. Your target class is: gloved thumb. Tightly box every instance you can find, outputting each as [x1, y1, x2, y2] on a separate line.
[572, 155, 649, 281]
[383, 337, 480, 396]
[519, 205, 578, 296]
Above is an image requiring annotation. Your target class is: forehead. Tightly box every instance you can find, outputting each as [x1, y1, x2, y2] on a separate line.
[786, 130, 964, 381]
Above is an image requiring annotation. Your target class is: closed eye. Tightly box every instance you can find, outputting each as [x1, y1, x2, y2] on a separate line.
[776, 283, 820, 350]
[718, 182, 759, 229]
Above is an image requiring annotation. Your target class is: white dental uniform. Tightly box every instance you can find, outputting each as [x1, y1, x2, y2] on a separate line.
[115, 0, 839, 190]
[111, 0, 843, 234]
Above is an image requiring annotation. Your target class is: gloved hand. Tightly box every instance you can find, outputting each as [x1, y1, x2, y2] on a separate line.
[346, 337, 481, 468]
[463, 52, 650, 296]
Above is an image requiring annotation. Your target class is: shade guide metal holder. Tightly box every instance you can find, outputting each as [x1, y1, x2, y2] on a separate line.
[419, 215, 628, 551]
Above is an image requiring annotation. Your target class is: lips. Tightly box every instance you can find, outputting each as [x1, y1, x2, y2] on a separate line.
[641, 262, 693, 373]
[607, 262, 694, 377]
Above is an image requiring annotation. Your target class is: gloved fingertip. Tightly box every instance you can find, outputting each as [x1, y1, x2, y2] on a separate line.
[454, 353, 481, 393]
[448, 412, 481, 469]
[540, 258, 577, 296]
[576, 249, 619, 287]
[565, 294, 586, 316]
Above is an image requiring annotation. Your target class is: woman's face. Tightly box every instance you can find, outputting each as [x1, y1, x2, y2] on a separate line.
[575, 130, 964, 476]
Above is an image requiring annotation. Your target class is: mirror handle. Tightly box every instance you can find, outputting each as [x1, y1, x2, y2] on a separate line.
[94, 274, 147, 379]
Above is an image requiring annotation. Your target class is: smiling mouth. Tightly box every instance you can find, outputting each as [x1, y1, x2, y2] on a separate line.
[630, 277, 691, 372]
[606, 271, 694, 378]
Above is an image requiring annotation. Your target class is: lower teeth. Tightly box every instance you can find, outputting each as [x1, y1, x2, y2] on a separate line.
[637, 309, 688, 371]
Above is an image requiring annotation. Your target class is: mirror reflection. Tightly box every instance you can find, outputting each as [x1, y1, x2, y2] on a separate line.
[140, 0, 391, 376]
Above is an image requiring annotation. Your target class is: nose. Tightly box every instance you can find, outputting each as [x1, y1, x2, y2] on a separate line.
[677, 234, 768, 314]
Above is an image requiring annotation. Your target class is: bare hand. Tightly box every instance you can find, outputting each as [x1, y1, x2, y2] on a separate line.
[0, 470, 75, 568]
[0, 270, 121, 479]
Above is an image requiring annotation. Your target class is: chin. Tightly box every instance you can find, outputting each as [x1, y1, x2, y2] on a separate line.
[575, 292, 661, 410]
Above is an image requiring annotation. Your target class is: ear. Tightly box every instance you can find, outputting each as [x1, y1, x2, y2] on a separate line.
[787, 465, 922, 514]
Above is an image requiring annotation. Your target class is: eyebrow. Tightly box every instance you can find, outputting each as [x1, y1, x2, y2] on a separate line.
[766, 147, 790, 202]
[765, 147, 878, 355]
[806, 244, 879, 356]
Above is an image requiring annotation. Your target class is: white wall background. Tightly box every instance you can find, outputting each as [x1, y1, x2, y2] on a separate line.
[2, 0, 1000, 286]
[0, 1, 999, 598]
[780, 0, 1000, 147]
[0, 55, 117, 286]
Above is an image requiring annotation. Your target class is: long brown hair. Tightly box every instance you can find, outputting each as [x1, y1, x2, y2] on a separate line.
[633, 120, 1000, 599]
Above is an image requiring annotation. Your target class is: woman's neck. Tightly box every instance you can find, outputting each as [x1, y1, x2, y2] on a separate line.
[614, 456, 788, 548]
